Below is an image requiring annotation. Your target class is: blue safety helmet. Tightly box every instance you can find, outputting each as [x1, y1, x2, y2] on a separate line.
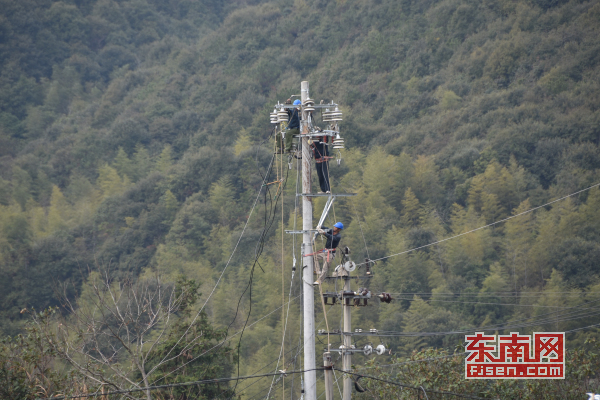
[334, 222, 344, 230]
[293, 99, 302, 105]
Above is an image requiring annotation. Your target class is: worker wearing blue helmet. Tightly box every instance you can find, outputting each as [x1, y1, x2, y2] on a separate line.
[314, 222, 344, 285]
[280, 98, 301, 152]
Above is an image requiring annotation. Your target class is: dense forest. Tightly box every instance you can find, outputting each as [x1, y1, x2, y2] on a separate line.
[1, 0, 600, 398]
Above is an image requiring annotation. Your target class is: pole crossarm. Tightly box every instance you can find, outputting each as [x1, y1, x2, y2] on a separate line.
[297, 193, 356, 197]
[277, 104, 338, 109]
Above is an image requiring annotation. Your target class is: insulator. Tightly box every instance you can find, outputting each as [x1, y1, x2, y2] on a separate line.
[376, 344, 386, 355]
[303, 97, 315, 107]
[333, 139, 344, 144]
[322, 108, 332, 121]
[363, 345, 373, 356]
[370, 328, 378, 333]
[304, 106, 315, 112]
[378, 293, 392, 304]
[330, 106, 343, 121]
[333, 145, 345, 149]
[277, 108, 288, 122]
[344, 261, 356, 272]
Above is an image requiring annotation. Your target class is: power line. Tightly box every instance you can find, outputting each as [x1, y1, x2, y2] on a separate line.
[147, 154, 277, 381]
[392, 295, 600, 308]
[234, 305, 335, 398]
[389, 291, 591, 297]
[354, 352, 467, 370]
[336, 369, 487, 399]
[149, 293, 302, 385]
[369, 309, 600, 337]
[36, 369, 324, 400]
[356, 181, 600, 267]
[356, 299, 600, 338]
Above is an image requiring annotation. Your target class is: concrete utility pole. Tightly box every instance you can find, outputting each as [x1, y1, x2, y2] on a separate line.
[301, 81, 317, 400]
[323, 352, 333, 400]
[343, 277, 352, 400]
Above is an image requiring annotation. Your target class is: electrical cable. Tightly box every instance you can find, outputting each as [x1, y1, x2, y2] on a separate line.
[359, 307, 600, 337]
[229, 152, 291, 394]
[354, 181, 600, 268]
[265, 267, 296, 399]
[37, 369, 325, 400]
[152, 293, 302, 386]
[146, 154, 277, 383]
[354, 352, 467, 370]
[388, 291, 591, 297]
[234, 306, 335, 398]
[391, 295, 600, 309]
[335, 369, 487, 400]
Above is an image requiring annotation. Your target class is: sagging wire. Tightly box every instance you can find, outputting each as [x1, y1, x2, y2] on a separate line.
[353, 181, 600, 268]
[265, 263, 297, 398]
[230, 149, 291, 395]
[146, 153, 277, 386]
[335, 369, 487, 400]
[38, 369, 326, 400]
[237, 306, 335, 399]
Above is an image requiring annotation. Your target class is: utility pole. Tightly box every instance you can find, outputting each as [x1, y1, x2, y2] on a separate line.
[342, 277, 352, 400]
[323, 352, 333, 400]
[301, 80, 317, 400]
[277, 82, 368, 400]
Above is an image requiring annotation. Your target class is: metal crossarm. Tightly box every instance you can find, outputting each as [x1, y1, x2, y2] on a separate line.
[297, 193, 357, 197]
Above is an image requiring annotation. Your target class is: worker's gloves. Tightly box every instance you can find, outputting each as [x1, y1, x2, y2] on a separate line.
[318, 228, 325, 235]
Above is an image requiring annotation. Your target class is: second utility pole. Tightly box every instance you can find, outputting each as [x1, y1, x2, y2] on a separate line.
[343, 277, 352, 400]
[301, 80, 317, 400]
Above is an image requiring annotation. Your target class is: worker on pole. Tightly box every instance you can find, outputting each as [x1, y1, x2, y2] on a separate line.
[314, 222, 343, 285]
[311, 135, 331, 193]
[283, 98, 301, 152]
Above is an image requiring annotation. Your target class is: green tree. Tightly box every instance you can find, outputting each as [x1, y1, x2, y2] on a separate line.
[400, 187, 422, 228]
[97, 164, 130, 197]
[156, 145, 174, 173]
[0, 310, 80, 400]
[132, 144, 152, 182]
[113, 146, 133, 180]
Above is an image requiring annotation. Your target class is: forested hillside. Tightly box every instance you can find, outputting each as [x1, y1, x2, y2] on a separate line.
[1, 0, 600, 398]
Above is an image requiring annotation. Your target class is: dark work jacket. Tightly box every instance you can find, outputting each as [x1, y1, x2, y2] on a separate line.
[320, 227, 341, 250]
[287, 108, 300, 129]
[312, 140, 329, 160]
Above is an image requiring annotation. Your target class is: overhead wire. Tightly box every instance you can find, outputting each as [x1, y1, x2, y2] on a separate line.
[37, 369, 325, 400]
[354, 181, 600, 268]
[229, 144, 291, 395]
[336, 369, 487, 400]
[265, 255, 296, 399]
[358, 301, 600, 337]
[146, 153, 277, 383]
[147, 140, 291, 387]
[389, 291, 591, 297]
[391, 295, 600, 309]
[152, 293, 302, 386]
[235, 306, 335, 398]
